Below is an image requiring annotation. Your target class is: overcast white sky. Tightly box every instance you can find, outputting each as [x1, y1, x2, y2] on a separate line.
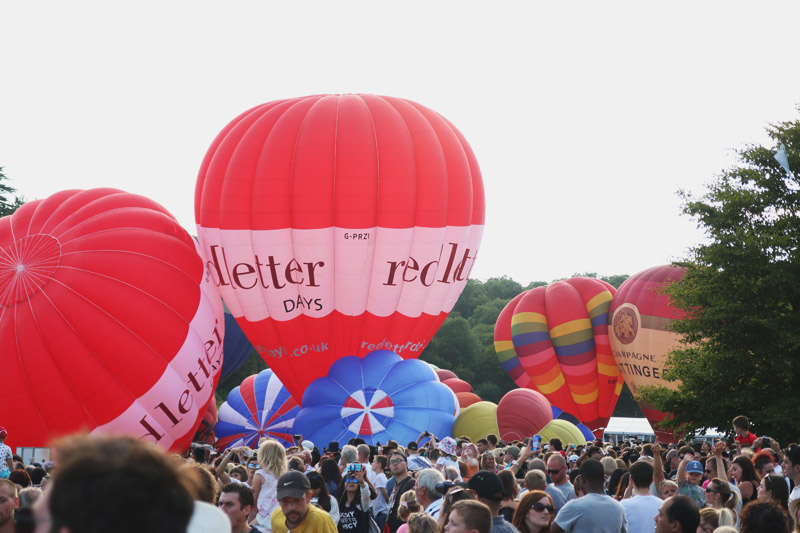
[2, 1, 798, 285]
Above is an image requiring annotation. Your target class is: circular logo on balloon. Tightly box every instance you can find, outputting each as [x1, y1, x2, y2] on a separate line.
[341, 388, 395, 435]
[612, 306, 639, 345]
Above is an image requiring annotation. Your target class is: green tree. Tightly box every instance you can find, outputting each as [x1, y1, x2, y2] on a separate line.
[639, 114, 800, 443]
[0, 167, 24, 217]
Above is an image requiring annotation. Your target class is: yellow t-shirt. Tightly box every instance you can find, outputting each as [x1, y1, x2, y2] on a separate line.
[271, 503, 338, 533]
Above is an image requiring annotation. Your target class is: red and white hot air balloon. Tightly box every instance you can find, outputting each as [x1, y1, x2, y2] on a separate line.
[0, 189, 224, 451]
[195, 94, 485, 402]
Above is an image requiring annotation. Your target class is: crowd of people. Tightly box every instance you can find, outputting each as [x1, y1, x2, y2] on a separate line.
[0, 415, 798, 533]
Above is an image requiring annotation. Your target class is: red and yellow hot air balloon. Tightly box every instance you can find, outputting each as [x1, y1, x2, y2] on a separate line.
[608, 265, 686, 442]
[195, 94, 484, 402]
[494, 278, 621, 437]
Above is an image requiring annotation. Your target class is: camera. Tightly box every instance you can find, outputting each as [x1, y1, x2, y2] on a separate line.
[434, 481, 455, 495]
[346, 463, 362, 472]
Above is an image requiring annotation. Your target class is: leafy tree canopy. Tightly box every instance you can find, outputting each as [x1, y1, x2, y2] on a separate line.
[639, 112, 800, 444]
[0, 167, 24, 217]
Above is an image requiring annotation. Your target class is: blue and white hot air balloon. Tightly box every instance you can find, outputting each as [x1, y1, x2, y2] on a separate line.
[215, 368, 299, 449]
[220, 303, 257, 380]
[294, 350, 456, 446]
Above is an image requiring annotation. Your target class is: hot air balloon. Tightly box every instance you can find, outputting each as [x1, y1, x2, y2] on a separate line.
[494, 277, 621, 437]
[0, 189, 224, 451]
[442, 378, 473, 394]
[215, 368, 300, 449]
[496, 389, 553, 442]
[195, 94, 485, 402]
[193, 401, 218, 446]
[220, 303, 256, 380]
[293, 350, 456, 446]
[608, 265, 687, 442]
[551, 407, 595, 443]
[435, 369, 458, 382]
[451, 401, 499, 443]
[456, 392, 482, 409]
[537, 419, 587, 446]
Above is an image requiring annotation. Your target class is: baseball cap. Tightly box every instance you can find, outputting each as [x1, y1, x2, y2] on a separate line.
[467, 470, 504, 502]
[686, 461, 704, 474]
[301, 440, 314, 451]
[276, 471, 311, 500]
[0, 426, 6, 438]
[568, 454, 579, 463]
[407, 441, 418, 451]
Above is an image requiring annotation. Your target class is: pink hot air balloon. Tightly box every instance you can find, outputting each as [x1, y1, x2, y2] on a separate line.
[195, 94, 485, 402]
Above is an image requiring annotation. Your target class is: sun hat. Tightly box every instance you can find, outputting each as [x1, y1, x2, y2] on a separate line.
[437, 436, 458, 457]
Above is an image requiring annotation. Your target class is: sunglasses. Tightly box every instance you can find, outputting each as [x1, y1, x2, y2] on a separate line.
[531, 503, 555, 514]
[547, 469, 561, 475]
[705, 469, 713, 474]
[705, 488, 718, 494]
[345, 477, 358, 483]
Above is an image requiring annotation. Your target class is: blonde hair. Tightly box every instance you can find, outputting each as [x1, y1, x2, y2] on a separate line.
[398, 490, 421, 521]
[406, 512, 438, 533]
[258, 439, 287, 478]
[658, 480, 678, 498]
[600, 456, 617, 477]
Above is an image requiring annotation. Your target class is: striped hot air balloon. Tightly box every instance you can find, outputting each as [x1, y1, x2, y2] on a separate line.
[494, 278, 621, 437]
[215, 368, 300, 449]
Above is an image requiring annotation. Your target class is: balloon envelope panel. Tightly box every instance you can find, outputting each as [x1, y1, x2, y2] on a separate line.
[216, 368, 299, 449]
[220, 307, 256, 380]
[294, 350, 456, 446]
[497, 389, 553, 441]
[0, 189, 224, 451]
[451, 401, 499, 443]
[195, 94, 485, 402]
[494, 278, 620, 437]
[537, 419, 587, 447]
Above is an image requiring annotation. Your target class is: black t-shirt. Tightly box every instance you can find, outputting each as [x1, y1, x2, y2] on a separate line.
[387, 476, 416, 533]
[338, 497, 370, 533]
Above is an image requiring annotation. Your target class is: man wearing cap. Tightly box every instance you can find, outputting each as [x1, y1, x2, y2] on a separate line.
[552, 459, 627, 533]
[0, 428, 12, 480]
[467, 470, 518, 533]
[782, 445, 800, 505]
[271, 471, 336, 533]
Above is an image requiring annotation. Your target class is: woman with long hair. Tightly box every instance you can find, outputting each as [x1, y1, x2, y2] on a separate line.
[497, 470, 518, 522]
[511, 491, 555, 533]
[698, 507, 735, 533]
[479, 452, 498, 473]
[730, 456, 760, 505]
[319, 456, 344, 496]
[337, 466, 371, 533]
[308, 471, 340, 525]
[250, 439, 287, 530]
[704, 477, 738, 524]
[757, 473, 790, 515]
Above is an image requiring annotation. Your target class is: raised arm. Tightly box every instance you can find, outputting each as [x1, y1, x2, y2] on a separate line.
[651, 442, 665, 487]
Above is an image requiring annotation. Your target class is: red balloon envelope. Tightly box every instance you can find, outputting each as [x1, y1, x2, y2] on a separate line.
[0, 189, 225, 451]
[456, 392, 482, 409]
[195, 94, 485, 402]
[436, 369, 458, 382]
[496, 389, 553, 441]
[494, 277, 621, 437]
[443, 378, 473, 393]
[609, 265, 687, 442]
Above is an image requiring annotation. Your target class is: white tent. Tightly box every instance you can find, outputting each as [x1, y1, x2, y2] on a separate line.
[602, 417, 726, 444]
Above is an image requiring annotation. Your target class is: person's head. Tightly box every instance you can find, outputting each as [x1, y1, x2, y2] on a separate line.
[372, 454, 388, 473]
[548, 438, 562, 452]
[739, 499, 790, 533]
[504, 446, 520, 462]
[577, 459, 605, 493]
[439, 487, 476, 530]
[406, 512, 438, 533]
[629, 460, 654, 490]
[341, 444, 358, 465]
[706, 478, 736, 512]
[466, 471, 504, 512]
[512, 490, 554, 533]
[684, 460, 704, 486]
[47, 435, 194, 533]
[783, 445, 800, 484]
[479, 452, 496, 471]
[182, 463, 218, 503]
[415, 468, 444, 507]
[732, 415, 750, 437]
[18, 486, 42, 509]
[486, 435, 498, 448]
[599, 456, 617, 477]
[397, 490, 420, 522]
[545, 454, 567, 484]
[306, 471, 329, 497]
[753, 450, 776, 477]
[9, 468, 31, 488]
[218, 483, 255, 530]
[0, 427, 6, 443]
[524, 469, 546, 491]
[586, 446, 603, 460]
[407, 441, 419, 454]
[0, 479, 19, 531]
[230, 464, 248, 482]
[288, 456, 305, 472]
[476, 439, 488, 455]
[654, 495, 700, 533]
[357, 444, 371, 463]
[276, 471, 312, 529]
[697, 507, 735, 533]
[497, 470, 517, 501]
[445, 500, 492, 533]
[389, 452, 409, 478]
[258, 439, 288, 478]
[658, 480, 679, 500]
[758, 473, 789, 508]
[730, 455, 757, 482]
